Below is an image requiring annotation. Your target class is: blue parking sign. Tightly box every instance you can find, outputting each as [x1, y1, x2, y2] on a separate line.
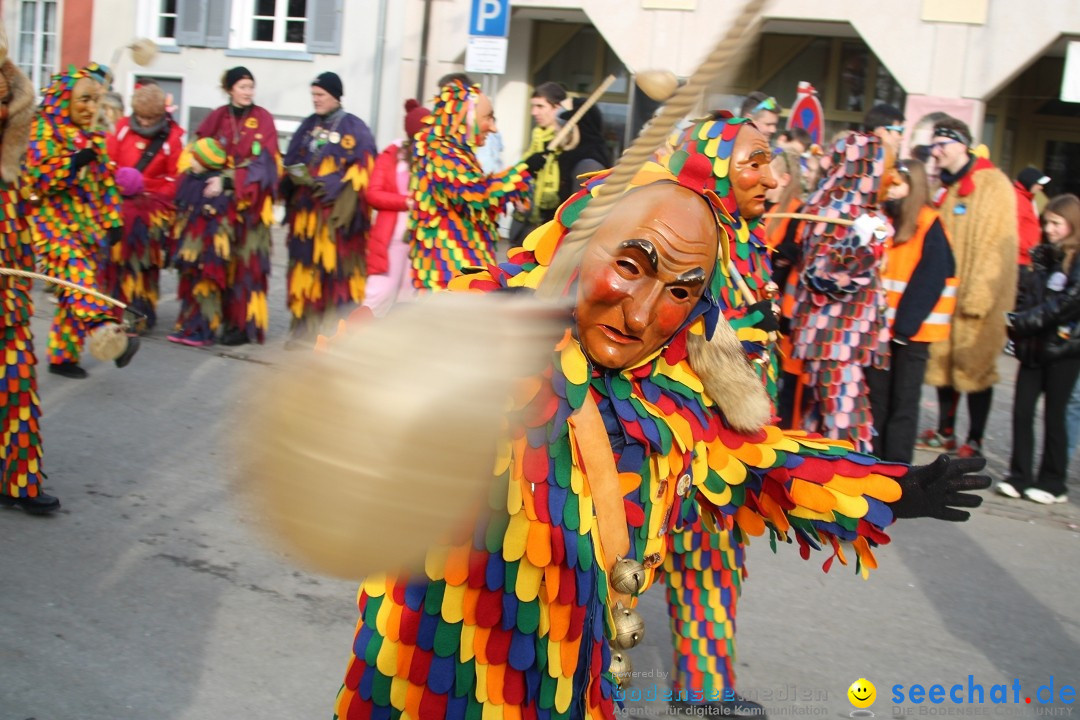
[469, 0, 510, 37]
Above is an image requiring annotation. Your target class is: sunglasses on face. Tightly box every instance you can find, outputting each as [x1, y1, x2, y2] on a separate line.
[931, 139, 959, 151]
[885, 124, 905, 134]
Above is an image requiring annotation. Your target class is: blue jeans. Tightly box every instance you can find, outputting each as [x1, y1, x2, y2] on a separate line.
[1068, 378, 1080, 457]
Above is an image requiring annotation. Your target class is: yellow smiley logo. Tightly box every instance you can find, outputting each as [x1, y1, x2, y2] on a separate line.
[341, 134, 356, 150]
[848, 678, 877, 709]
[244, 117, 259, 129]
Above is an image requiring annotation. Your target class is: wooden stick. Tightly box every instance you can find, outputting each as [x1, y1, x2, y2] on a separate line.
[536, 0, 769, 300]
[762, 212, 854, 227]
[0, 267, 144, 317]
[547, 74, 617, 151]
[727, 261, 758, 306]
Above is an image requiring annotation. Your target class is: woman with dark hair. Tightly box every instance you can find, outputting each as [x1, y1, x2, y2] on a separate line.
[997, 194, 1080, 504]
[867, 159, 957, 463]
[177, 66, 280, 346]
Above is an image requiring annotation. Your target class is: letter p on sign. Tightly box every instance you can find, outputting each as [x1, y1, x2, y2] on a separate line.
[469, 0, 510, 37]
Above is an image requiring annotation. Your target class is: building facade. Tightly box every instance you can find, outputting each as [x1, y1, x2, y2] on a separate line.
[4, 0, 1079, 194]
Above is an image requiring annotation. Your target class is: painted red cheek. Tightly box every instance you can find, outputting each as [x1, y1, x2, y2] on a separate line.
[653, 301, 688, 336]
[582, 266, 631, 305]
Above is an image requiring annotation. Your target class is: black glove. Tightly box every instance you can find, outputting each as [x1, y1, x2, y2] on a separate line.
[523, 152, 550, 175]
[889, 455, 989, 522]
[745, 300, 780, 333]
[107, 226, 123, 246]
[71, 148, 98, 170]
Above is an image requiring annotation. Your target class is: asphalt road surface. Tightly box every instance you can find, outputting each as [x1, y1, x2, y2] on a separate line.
[2, 233, 1077, 719]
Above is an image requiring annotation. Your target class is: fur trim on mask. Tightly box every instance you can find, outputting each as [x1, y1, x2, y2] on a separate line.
[688, 320, 772, 433]
[1, 58, 34, 183]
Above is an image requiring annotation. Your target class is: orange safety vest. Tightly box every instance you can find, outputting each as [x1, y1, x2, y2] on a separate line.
[881, 206, 958, 343]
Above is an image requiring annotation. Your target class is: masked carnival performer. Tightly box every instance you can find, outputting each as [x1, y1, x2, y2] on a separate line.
[104, 82, 184, 331]
[186, 66, 280, 346]
[656, 114, 783, 715]
[409, 74, 545, 291]
[281, 72, 376, 347]
[0, 25, 59, 514]
[332, 161, 988, 720]
[788, 132, 896, 449]
[23, 64, 138, 379]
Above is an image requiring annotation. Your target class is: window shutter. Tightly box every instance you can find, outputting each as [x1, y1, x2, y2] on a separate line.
[306, 0, 344, 55]
[175, 0, 208, 47]
[205, 0, 232, 48]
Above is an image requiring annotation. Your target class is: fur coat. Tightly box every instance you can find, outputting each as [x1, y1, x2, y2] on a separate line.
[925, 157, 1018, 392]
[1, 44, 34, 184]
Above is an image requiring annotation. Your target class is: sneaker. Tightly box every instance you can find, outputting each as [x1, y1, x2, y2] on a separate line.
[916, 429, 957, 451]
[48, 362, 88, 379]
[995, 481, 1022, 499]
[1022, 487, 1068, 505]
[0, 491, 61, 515]
[956, 441, 983, 458]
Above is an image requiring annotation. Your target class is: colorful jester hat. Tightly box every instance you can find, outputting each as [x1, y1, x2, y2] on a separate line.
[659, 114, 771, 296]
[425, 75, 483, 149]
[37, 64, 106, 139]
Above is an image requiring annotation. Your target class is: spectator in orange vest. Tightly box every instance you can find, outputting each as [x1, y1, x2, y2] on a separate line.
[867, 159, 957, 463]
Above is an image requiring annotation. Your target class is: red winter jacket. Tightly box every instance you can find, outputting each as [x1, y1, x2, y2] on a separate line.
[366, 142, 410, 276]
[1014, 182, 1040, 266]
[107, 117, 185, 200]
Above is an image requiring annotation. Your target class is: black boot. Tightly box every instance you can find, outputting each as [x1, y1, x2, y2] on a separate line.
[220, 327, 250, 346]
[1, 491, 61, 515]
[115, 335, 140, 368]
[48, 362, 88, 379]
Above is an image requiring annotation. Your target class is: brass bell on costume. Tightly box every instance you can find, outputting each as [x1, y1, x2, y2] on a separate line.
[610, 556, 647, 596]
[608, 649, 633, 686]
[611, 603, 645, 649]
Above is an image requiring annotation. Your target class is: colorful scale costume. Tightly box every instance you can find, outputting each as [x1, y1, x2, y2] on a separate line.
[0, 51, 45, 501]
[333, 163, 908, 720]
[790, 133, 892, 450]
[23, 65, 123, 367]
[169, 155, 234, 345]
[189, 104, 281, 342]
[103, 114, 184, 329]
[657, 116, 777, 702]
[408, 79, 530, 291]
[282, 109, 376, 336]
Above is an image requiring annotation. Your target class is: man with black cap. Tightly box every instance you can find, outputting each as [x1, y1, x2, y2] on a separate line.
[280, 71, 377, 348]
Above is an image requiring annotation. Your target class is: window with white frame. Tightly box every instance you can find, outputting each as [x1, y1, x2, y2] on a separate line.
[16, 0, 59, 93]
[155, 0, 179, 43]
[244, 0, 308, 47]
